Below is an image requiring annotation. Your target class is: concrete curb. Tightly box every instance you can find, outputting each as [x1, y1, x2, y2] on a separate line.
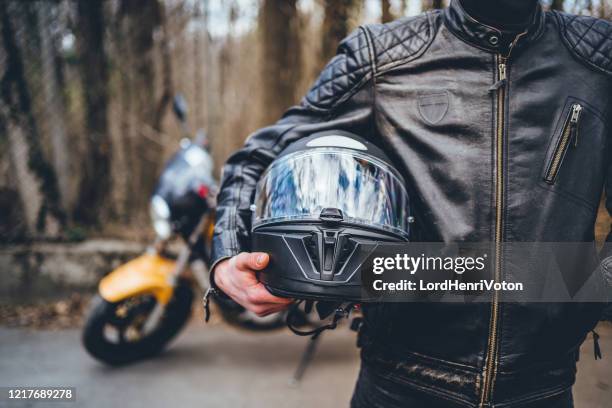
[0, 240, 146, 302]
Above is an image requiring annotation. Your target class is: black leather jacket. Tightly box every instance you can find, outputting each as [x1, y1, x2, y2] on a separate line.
[212, 1, 612, 406]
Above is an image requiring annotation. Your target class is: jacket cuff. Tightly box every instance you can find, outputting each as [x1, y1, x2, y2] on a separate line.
[208, 255, 235, 299]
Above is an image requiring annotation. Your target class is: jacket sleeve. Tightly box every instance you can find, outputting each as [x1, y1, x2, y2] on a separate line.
[210, 27, 376, 269]
[602, 160, 612, 288]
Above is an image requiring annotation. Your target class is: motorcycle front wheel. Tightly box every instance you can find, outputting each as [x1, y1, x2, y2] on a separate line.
[82, 279, 193, 365]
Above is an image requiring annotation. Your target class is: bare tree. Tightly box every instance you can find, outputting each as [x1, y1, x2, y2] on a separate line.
[382, 0, 394, 22]
[320, 0, 358, 67]
[600, 0, 611, 19]
[115, 0, 165, 217]
[0, 0, 65, 235]
[202, 0, 216, 133]
[550, 0, 565, 11]
[192, 2, 205, 130]
[400, 0, 409, 16]
[423, 0, 445, 10]
[156, 2, 174, 131]
[74, 0, 111, 225]
[259, 0, 302, 125]
[37, 1, 73, 214]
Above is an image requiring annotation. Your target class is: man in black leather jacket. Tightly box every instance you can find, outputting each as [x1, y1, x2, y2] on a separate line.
[209, 0, 612, 406]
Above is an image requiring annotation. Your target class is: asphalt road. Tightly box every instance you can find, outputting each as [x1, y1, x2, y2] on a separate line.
[0, 319, 360, 408]
[0, 320, 610, 408]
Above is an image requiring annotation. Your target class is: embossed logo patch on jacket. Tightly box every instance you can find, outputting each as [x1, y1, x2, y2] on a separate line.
[417, 92, 449, 125]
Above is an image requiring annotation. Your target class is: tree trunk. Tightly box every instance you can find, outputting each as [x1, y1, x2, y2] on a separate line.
[400, 0, 409, 16]
[320, 0, 358, 68]
[192, 3, 205, 130]
[74, 0, 111, 225]
[155, 1, 173, 131]
[259, 0, 302, 125]
[550, 0, 564, 11]
[0, 0, 65, 235]
[423, 0, 445, 10]
[110, 5, 134, 222]
[117, 0, 163, 218]
[36, 1, 73, 214]
[598, 0, 607, 18]
[382, 0, 394, 22]
[203, 0, 216, 132]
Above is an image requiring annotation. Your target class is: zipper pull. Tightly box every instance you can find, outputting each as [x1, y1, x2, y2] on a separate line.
[203, 287, 216, 322]
[488, 62, 507, 92]
[499, 63, 507, 81]
[570, 104, 582, 147]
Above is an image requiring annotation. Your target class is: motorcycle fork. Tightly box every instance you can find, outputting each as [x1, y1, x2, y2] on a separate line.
[143, 216, 206, 334]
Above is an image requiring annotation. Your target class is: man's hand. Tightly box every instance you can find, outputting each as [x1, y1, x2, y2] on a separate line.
[213, 252, 293, 316]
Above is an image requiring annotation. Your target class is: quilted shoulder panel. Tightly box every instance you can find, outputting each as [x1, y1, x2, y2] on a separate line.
[602, 255, 612, 287]
[364, 10, 440, 73]
[303, 27, 373, 112]
[303, 11, 439, 112]
[554, 11, 612, 76]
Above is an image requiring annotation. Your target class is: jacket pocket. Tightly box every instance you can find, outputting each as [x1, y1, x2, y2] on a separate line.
[541, 98, 606, 209]
[543, 103, 583, 184]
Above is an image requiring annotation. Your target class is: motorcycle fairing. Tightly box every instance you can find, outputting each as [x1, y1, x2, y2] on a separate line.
[99, 254, 176, 305]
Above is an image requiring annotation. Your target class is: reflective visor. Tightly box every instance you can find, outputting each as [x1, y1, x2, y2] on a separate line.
[253, 149, 410, 237]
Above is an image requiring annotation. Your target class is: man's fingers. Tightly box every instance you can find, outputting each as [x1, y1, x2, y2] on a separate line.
[220, 253, 292, 316]
[245, 283, 293, 305]
[251, 303, 291, 317]
[234, 252, 269, 271]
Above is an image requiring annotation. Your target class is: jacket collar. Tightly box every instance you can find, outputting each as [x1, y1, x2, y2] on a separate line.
[443, 0, 545, 54]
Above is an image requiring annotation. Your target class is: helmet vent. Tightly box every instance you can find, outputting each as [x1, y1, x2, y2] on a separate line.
[303, 232, 355, 280]
[304, 233, 321, 273]
[335, 238, 355, 272]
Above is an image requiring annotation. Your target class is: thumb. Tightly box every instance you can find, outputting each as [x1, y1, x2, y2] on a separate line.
[249, 252, 269, 270]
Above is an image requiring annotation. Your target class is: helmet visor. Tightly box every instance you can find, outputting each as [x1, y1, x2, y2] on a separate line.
[253, 149, 410, 237]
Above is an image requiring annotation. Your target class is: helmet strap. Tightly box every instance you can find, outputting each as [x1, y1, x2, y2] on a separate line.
[286, 301, 355, 339]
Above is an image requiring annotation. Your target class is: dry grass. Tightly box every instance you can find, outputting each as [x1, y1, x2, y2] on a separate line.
[0, 293, 90, 330]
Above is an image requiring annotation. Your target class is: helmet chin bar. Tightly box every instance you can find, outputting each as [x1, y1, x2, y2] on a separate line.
[253, 209, 372, 338]
[252, 211, 406, 303]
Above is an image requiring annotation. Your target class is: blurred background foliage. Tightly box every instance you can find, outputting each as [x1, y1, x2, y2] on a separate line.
[0, 0, 610, 243]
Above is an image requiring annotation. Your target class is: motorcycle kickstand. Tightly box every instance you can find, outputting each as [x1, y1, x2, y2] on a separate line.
[289, 333, 323, 386]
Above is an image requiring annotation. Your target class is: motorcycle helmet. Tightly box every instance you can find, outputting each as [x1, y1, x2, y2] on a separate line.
[251, 130, 411, 303]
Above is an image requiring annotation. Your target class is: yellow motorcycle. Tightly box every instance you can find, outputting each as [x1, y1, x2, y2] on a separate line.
[82, 96, 287, 365]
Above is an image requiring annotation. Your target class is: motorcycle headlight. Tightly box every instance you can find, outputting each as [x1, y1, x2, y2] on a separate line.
[150, 195, 172, 239]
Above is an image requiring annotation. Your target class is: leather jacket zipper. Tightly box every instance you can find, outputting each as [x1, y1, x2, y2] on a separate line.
[544, 103, 583, 184]
[479, 55, 506, 408]
[481, 32, 526, 407]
